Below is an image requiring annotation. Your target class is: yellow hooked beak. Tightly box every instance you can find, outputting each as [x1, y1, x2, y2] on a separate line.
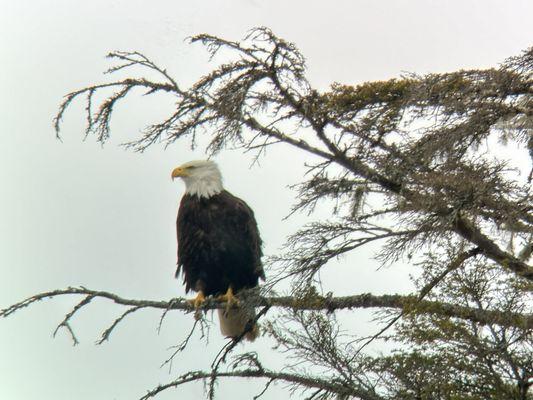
[171, 166, 188, 180]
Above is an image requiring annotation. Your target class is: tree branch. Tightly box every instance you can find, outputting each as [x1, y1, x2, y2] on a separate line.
[452, 214, 533, 281]
[1, 286, 530, 331]
[140, 368, 381, 400]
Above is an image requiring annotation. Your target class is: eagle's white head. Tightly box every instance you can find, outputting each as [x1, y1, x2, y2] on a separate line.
[171, 160, 224, 198]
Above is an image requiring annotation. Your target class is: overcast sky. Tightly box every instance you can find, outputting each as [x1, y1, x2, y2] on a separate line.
[1, 1, 532, 399]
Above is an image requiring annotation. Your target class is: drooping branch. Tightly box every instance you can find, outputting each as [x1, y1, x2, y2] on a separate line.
[1, 287, 531, 332]
[140, 367, 382, 400]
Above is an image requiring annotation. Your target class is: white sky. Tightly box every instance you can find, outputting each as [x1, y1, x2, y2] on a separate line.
[1, 1, 532, 399]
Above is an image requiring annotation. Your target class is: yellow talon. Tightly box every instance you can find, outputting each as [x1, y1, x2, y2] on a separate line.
[187, 291, 206, 309]
[217, 287, 240, 313]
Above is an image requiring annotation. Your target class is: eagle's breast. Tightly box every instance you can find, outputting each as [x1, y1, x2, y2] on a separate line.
[176, 190, 264, 296]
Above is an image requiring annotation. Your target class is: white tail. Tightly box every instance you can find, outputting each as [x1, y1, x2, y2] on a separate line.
[218, 308, 259, 341]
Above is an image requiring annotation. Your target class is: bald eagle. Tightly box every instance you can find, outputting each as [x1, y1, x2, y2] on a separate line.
[171, 160, 264, 341]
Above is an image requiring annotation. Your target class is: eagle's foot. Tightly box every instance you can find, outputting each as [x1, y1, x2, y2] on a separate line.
[187, 291, 206, 309]
[217, 287, 240, 313]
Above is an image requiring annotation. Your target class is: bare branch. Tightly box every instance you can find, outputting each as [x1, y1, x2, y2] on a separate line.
[97, 305, 145, 344]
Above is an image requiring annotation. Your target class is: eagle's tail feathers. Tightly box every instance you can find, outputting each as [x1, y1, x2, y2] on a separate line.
[218, 308, 259, 341]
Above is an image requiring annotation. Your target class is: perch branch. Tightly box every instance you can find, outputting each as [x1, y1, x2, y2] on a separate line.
[1, 286, 530, 331]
